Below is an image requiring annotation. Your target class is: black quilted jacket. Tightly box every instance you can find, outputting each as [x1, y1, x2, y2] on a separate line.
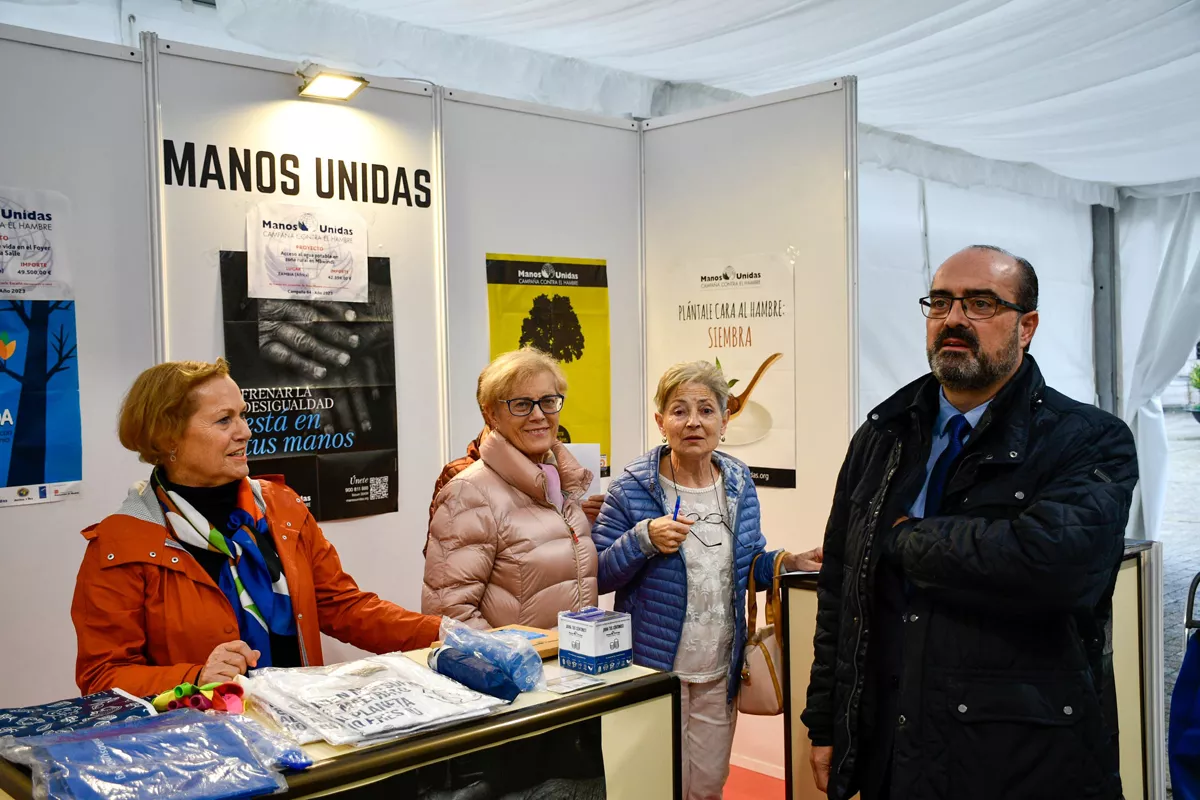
[801, 356, 1138, 800]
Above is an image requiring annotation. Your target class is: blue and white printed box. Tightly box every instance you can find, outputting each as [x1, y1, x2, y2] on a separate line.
[557, 608, 632, 675]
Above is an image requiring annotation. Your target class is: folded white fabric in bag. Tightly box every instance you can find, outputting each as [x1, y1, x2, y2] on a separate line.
[245, 653, 506, 746]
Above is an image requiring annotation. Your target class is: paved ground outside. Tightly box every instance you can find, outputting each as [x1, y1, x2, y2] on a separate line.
[1160, 410, 1200, 796]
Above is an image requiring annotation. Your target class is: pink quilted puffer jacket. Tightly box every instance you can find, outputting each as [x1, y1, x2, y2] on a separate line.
[422, 431, 598, 630]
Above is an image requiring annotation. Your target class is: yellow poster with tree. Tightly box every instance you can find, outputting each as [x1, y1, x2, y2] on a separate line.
[486, 254, 611, 476]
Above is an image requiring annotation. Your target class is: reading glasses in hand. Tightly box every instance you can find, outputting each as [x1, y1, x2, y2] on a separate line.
[678, 511, 730, 548]
[919, 293, 1029, 320]
[500, 394, 566, 416]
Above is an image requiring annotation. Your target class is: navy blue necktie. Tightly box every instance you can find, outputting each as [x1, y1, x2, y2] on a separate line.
[924, 414, 971, 516]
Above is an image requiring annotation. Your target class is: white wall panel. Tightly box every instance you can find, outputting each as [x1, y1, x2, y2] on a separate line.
[0, 28, 152, 705]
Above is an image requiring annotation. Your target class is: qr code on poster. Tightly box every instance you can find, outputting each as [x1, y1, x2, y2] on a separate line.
[369, 476, 389, 500]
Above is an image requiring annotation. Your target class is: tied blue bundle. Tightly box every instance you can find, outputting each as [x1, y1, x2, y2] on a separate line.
[428, 647, 522, 703]
[440, 620, 544, 692]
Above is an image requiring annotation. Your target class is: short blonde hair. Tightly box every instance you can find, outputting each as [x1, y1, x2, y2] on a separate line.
[119, 359, 231, 465]
[654, 360, 730, 414]
[478, 348, 567, 411]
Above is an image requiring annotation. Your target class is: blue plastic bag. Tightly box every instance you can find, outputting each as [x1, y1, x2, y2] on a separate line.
[0, 709, 286, 800]
[219, 713, 312, 772]
[439, 617, 545, 692]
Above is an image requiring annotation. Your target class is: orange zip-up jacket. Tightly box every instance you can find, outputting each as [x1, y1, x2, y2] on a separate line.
[71, 475, 440, 697]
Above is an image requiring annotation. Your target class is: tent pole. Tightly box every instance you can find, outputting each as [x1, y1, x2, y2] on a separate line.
[1092, 205, 1120, 415]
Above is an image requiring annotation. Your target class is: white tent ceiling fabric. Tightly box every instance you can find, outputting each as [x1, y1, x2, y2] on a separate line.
[860, 126, 1117, 208]
[1124, 177, 1200, 200]
[208, 0, 1200, 188]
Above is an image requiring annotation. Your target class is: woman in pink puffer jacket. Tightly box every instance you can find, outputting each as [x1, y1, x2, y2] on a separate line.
[423, 348, 598, 629]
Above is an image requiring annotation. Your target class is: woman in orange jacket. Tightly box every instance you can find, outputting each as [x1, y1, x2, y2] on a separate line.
[71, 359, 440, 697]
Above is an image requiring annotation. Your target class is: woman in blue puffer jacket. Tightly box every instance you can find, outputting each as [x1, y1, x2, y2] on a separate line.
[592, 360, 822, 800]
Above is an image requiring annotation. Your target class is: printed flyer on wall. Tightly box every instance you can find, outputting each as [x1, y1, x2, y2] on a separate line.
[649, 253, 797, 488]
[247, 202, 368, 303]
[486, 254, 611, 477]
[221, 250, 397, 521]
[0, 299, 82, 507]
[0, 186, 73, 300]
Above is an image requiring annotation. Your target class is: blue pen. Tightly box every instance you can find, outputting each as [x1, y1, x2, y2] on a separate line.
[672, 496, 681, 521]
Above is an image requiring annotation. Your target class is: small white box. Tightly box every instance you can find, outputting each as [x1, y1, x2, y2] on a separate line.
[557, 607, 633, 674]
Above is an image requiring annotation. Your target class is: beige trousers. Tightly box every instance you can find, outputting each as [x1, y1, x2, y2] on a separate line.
[680, 677, 738, 800]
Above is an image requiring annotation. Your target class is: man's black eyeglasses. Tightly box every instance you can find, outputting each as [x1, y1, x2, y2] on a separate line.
[919, 293, 1029, 320]
[500, 395, 565, 416]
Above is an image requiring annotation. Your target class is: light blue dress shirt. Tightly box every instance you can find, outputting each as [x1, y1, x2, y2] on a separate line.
[909, 391, 991, 518]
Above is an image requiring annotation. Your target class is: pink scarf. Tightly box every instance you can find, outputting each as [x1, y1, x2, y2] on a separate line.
[540, 464, 564, 511]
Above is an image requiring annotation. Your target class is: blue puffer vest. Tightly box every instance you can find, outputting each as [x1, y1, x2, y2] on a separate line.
[592, 446, 781, 704]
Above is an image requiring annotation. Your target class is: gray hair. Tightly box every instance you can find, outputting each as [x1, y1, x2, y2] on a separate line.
[654, 360, 730, 414]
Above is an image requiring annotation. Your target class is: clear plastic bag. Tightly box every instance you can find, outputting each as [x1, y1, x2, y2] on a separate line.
[242, 654, 505, 747]
[439, 617, 546, 692]
[0, 709, 287, 800]
[217, 714, 311, 772]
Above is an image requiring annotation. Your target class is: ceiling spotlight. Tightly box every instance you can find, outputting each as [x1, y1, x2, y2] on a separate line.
[297, 65, 368, 101]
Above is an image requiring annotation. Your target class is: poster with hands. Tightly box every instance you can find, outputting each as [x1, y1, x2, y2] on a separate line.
[220, 251, 397, 521]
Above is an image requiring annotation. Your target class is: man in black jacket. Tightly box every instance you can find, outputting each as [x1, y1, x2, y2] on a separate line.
[802, 245, 1138, 800]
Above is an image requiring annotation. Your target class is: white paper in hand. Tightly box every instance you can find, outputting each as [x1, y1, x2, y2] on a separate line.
[562, 443, 601, 496]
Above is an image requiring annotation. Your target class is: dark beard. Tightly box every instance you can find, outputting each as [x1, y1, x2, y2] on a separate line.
[927, 324, 1020, 391]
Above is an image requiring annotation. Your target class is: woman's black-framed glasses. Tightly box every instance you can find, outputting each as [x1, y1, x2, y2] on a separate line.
[919, 293, 1028, 320]
[678, 511, 730, 548]
[500, 394, 566, 416]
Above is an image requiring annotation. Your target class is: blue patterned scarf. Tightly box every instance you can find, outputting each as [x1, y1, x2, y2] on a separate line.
[154, 477, 296, 667]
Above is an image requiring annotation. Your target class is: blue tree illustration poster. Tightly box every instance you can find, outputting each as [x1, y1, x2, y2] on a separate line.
[0, 300, 82, 506]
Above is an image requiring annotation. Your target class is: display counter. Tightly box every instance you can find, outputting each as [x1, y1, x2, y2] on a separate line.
[0, 653, 681, 800]
[780, 539, 1164, 800]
